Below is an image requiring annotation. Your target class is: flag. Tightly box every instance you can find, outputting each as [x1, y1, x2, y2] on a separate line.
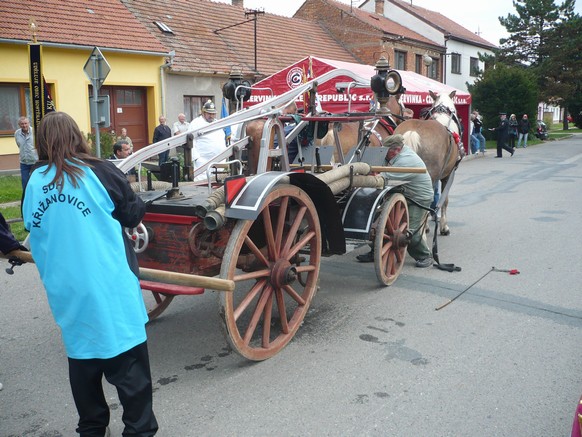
[221, 97, 231, 145]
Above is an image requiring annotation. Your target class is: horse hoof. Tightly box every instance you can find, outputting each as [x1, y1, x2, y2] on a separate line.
[440, 229, 450, 236]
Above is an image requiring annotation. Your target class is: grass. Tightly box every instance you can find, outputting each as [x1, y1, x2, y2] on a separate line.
[0, 175, 27, 242]
[0, 175, 23, 203]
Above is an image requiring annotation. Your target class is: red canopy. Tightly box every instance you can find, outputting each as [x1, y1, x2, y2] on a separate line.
[247, 56, 472, 148]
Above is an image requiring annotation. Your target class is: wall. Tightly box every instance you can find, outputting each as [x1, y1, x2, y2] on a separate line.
[0, 43, 164, 171]
[295, 0, 383, 64]
[164, 73, 225, 125]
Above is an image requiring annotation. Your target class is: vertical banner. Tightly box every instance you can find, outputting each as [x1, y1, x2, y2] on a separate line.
[28, 43, 55, 139]
[28, 43, 44, 135]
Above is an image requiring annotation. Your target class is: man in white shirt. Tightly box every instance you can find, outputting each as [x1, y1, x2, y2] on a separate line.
[189, 101, 226, 179]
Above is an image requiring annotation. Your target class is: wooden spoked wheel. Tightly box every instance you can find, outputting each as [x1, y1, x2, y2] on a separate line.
[142, 290, 174, 321]
[374, 193, 409, 286]
[219, 185, 322, 361]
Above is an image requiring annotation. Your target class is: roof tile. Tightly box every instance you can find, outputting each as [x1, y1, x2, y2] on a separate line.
[0, 0, 168, 54]
[121, 0, 359, 76]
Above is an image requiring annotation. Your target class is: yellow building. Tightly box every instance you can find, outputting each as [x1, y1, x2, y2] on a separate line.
[0, 0, 169, 171]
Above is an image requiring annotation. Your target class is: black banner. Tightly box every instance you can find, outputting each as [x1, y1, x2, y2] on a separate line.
[28, 43, 55, 136]
[28, 43, 44, 135]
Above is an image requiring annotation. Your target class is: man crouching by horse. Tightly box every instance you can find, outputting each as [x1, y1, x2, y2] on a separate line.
[356, 134, 434, 268]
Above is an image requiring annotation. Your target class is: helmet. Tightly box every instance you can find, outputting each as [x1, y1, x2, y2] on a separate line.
[202, 101, 217, 114]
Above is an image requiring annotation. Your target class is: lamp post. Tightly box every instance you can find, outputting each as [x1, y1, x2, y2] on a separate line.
[423, 53, 433, 78]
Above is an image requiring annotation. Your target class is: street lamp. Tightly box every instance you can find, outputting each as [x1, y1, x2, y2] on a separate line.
[423, 53, 433, 77]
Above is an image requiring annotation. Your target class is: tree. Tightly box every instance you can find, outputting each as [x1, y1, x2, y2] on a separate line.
[497, 0, 575, 68]
[468, 64, 539, 136]
[496, 0, 581, 129]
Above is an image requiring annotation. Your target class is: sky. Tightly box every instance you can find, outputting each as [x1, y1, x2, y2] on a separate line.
[222, 0, 582, 46]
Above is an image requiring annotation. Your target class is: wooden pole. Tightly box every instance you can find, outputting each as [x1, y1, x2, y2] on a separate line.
[1, 250, 235, 292]
[290, 164, 427, 173]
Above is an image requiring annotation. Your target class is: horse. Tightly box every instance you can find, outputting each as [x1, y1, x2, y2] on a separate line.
[314, 94, 405, 161]
[393, 90, 464, 236]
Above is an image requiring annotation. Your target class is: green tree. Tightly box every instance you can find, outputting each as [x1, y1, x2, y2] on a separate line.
[497, 0, 575, 66]
[496, 0, 581, 129]
[468, 64, 539, 136]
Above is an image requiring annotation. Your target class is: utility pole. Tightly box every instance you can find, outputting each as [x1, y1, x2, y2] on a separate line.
[245, 9, 265, 73]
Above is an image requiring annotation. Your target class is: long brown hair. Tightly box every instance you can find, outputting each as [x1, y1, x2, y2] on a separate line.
[36, 111, 99, 189]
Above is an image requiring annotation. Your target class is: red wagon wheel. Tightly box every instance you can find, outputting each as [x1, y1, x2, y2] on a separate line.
[219, 184, 321, 361]
[374, 193, 409, 286]
[142, 291, 174, 321]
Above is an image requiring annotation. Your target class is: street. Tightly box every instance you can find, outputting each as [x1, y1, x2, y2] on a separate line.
[2, 136, 582, 436]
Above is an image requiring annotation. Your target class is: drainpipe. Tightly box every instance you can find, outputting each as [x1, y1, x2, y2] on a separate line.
[160, 50, 175, 116]
[443, 34, 450, 85]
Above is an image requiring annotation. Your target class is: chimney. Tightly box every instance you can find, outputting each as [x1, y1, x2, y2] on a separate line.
[375, 0, 384, 15]
[232, 0, 243, 6]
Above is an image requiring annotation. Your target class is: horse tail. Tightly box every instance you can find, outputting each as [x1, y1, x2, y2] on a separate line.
[402, 130, 421, 152]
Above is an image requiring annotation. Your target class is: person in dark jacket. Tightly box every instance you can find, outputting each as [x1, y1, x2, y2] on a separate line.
[517, 114, 531, 148]
[153, 115, 172, 166]
[489, 112, 515, 158]
[22, 111, 158, 437]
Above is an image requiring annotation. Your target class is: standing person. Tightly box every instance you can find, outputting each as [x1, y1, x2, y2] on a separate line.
[356, 134, 434, 268]
[172, 113, 189, 136]
[14, 116, 38, 191]
[22, 112, 158, 437]
[470, 110, 486, 155]
[171, 113, 190, 158]
[489, 112, 515, 158]
[508, 113, 519, 149]
[116, 128, 133, 152]
[153, 115, 171, 166]
[189, 101, 226, 179]
[517, 114, 530, 148]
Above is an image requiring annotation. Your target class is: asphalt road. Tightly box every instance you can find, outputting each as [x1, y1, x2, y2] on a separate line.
[2, 135, 582, 437]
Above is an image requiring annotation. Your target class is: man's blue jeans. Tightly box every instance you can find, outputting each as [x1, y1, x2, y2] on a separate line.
[20, 162, 34, 191]
[473, 132, 486, 153]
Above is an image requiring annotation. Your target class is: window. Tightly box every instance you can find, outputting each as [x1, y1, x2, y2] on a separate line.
[428, 58, 439, 80]
[154, 21, 174, 34]
[0, 84, 31, 135]
[184, 95, 213, 122]
[470, 57, 480, 77]
[415, 54, 423, 74]
[394, 50, 407, 70]
[451, 53, 461, 74]
[116, 89, 143, 105]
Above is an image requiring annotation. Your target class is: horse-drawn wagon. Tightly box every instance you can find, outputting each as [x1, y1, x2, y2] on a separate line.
[6, 61, 461, 362]
[112, 66, 440, 361]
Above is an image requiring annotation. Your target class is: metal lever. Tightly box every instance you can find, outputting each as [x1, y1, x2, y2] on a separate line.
[5, 256, 25, 275]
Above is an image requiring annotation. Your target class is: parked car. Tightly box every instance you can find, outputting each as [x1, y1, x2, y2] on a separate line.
[535, 120, 549, 140]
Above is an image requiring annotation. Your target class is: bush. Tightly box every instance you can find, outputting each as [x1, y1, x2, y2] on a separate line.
[86, 129, 116, 158]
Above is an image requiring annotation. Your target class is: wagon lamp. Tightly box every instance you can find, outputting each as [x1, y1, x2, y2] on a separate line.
[222, 65, 252, 103]
[370, 56, 403, 115]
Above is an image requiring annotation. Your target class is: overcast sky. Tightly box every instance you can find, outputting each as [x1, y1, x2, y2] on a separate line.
[223, 0, 582, 46]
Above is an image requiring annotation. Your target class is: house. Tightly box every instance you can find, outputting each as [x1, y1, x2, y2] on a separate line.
[294, 0, 446, 77]
[295, 0, 496, 92]
[0, 0, 169, 171]
[120, 0, 361, 129]
[359, 0, 497, 91]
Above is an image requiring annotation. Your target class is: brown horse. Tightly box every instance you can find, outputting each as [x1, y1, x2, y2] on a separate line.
[393, 90, 464, 235]
[314, 95, 405, 161]
[244, 100, 299, 175]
